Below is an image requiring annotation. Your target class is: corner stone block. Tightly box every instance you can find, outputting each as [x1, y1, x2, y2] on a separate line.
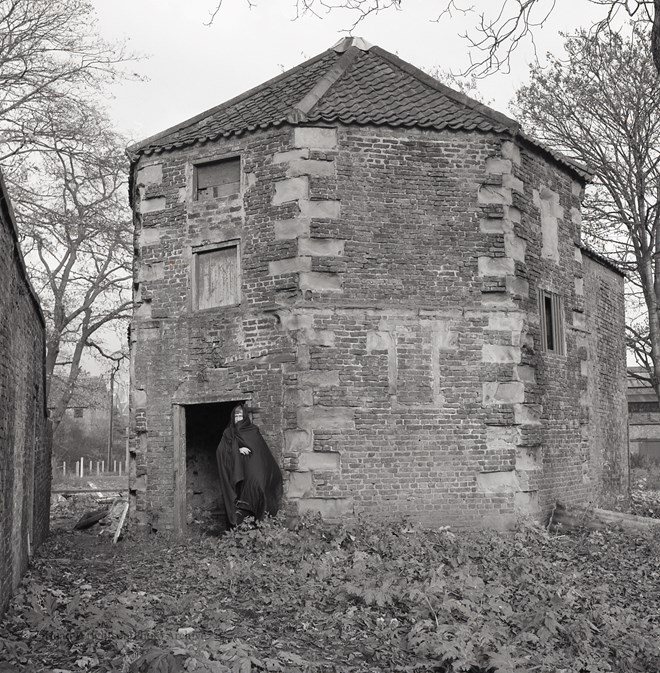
[273, 176, 309, 205]
[297, 406, 355, 431]
[478, 256, 515, 277]
[297, 497, 353, 519]
[298, 238, 345, 257]
[299, 272, 342, 291]
[515, 446, 541, 471]
[299, 370, 340, 387]
[268, 256, 312, 275]
[298, 451, 340, 471]
[302, 329, 335, 347]
[273, 148, 310, 164]
[278, 312, 313, 331]
[514, 490, 540, 515]
[513, 404, 542, 426]
[478, 185, 512, 206]
[136, 163, 163, 186]
[506, 276, 530, 298]
[486, 425, 521, 453]
[503, 174, 524, 194]
[504, 233, 526, 262]
[514, 365, 536, 384]
[573, 311, 587, 331]
[285, 429, 313, 452]
[483, 382, 525, 406]
[139, 227, 161, 247]
[287, 159, 335, 178]
[139, 262, 165, 282]
[476, 470, 519, 494]
[298, 200, 341, 219]
[488, 312, 524, 332]
[366, 331, 393, 353]
[485, 157, 512, 175]
[274, 219, 311, 240]
[480, 218, 505, 234]
[294, 127, 338, 150]
[287, 471, 313, 498]
[482, 344, 521, 364]
[133, 389, 148, 407]
[501, 141, 521, 166]
[139, 196, 166, 214]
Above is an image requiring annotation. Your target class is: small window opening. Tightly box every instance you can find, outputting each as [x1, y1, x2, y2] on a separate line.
[538, 288, 565, 355]
[196, 157, 240, 200]
[73, 407, 84, 418]
[193, 243, 240, 310]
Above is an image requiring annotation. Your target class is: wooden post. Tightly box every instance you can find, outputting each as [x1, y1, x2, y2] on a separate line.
[80, 459, 84, 479]
[118, 462, 122, 476]
[63, 462, 66, 476]
[113, 460, 117, 473]
[101, 460, 105, 473]
[173, 405, 186, 537]
[75, 461, 80, 478]
[96, 461, 100, 476]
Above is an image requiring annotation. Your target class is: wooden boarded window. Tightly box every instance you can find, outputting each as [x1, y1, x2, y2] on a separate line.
[194, 244, 240, 310]
[538, 288, 565, 355]
[195, 157, 240, 199]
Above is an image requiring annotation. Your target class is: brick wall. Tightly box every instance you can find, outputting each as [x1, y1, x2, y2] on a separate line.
[129, 122, 628, 532]
[0, 180, 50, 614]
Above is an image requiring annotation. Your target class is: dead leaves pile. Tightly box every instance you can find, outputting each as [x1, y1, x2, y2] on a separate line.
[2, 512, 660, 673]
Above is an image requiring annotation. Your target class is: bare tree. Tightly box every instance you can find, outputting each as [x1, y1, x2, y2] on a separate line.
[0, 0, 138, 431]
[5, 103, 132, 433]
[0, 0, 136, 160]
[208, 0, 660, 76]
[514, 25, 660, 392]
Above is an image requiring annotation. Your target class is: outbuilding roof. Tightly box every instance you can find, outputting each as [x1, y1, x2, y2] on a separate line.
[130, 37, 591, 182]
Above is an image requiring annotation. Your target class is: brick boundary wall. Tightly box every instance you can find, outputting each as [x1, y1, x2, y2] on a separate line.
[0, 173, 51, 614]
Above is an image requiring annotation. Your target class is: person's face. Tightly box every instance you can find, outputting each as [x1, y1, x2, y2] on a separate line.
[234, 408, 244, 423]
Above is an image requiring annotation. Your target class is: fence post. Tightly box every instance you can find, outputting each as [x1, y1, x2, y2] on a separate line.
[63, 461, 66, 476]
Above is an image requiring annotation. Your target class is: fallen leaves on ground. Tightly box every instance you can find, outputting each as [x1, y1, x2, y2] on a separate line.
[2, 511, 660, 673]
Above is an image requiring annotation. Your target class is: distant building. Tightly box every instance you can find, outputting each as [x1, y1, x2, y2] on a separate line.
[49, 374, 109, 434]
[0, 170, 51, 613]
[628, 368, 660, 460]
[127, 37, 628, 534]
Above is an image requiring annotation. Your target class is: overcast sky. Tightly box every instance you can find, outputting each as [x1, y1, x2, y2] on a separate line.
[90, 0, 606, 144]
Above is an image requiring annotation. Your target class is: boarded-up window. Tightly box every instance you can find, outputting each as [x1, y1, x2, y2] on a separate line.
[73, 408, 84, 418]
[538, 288, 565, 355]
[194, 244, 240, 310]
[196, 157, 240, 199]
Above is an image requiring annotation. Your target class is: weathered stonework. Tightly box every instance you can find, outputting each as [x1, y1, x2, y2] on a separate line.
[0, 174, 50, 613]
[127, 40, 628, 534]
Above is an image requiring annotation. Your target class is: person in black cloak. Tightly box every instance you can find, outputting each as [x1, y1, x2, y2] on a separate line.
[216, 404, 283, 528]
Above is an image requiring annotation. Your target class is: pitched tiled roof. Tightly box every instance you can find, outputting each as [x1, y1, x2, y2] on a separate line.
[130, 38, 591, 182]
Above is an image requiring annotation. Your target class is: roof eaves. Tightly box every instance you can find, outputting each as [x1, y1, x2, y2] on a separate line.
[128, 48, 336, 159]
[369, 45, 520, 135]
[580, 244, 625, 277]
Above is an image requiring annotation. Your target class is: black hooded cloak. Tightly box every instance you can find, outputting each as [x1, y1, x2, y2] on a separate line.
[216, 405, 283, 527]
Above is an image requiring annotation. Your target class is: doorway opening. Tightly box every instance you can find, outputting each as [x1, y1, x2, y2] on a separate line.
[184, 400, 244, 534]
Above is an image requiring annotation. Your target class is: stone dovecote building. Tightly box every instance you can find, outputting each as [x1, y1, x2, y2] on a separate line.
[127, 37, 628, 534]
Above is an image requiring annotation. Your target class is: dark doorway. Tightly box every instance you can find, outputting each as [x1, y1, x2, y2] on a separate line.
[184, 400, 244, 534]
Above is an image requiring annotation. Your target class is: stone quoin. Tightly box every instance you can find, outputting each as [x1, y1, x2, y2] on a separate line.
[127, 37, 628, 534]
